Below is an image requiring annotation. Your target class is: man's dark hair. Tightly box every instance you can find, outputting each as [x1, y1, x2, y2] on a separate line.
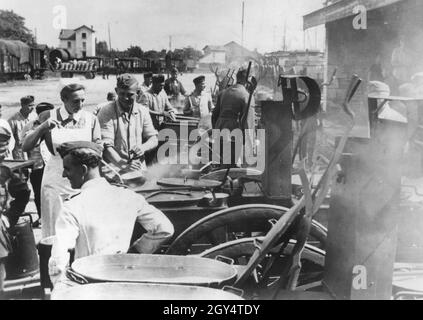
[60, 84, 86, 101]
[60, 148, 101, 169]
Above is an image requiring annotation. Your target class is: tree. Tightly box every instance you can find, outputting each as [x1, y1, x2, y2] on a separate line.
[126, 45, 143, 58]
[0, 10, 35, 44]
[96, 41, 109, 56]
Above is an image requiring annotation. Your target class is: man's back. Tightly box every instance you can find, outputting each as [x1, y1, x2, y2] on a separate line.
[214, 84, 249, 130]
[58, 178, 173, 260]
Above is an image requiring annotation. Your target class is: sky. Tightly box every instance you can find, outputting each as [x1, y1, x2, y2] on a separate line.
[1, 0, 325, 53]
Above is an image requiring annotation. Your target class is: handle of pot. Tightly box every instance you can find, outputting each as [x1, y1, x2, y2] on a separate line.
[215, 255, 234, 266]
[223, 286, 244, 297]
[66, 268, 89, 285]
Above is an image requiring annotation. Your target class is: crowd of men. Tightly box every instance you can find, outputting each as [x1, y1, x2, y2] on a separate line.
[0, 68, 255, 292]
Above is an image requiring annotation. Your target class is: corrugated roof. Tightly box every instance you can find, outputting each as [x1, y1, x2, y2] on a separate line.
[59, 29, 76, 40]
[303, 0, 405, 29]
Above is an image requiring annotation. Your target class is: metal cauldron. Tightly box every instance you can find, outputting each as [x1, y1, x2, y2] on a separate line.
[51, 282, 243, 300]
[5, 220, 39, 280]
[70, 254, 237, 288]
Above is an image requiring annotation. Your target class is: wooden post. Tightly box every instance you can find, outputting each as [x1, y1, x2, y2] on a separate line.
[323, 120, 407, 300]
[260, 100, 292, 201]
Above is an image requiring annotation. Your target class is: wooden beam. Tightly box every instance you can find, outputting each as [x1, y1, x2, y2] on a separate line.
[303, 0, 405, 30]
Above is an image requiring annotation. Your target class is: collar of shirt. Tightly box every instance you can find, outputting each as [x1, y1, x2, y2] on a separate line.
[81, 177, 109, 191]
[116, 100, 140, 117]
[59, 107, 82, 123]
[147, 88, 167, 98]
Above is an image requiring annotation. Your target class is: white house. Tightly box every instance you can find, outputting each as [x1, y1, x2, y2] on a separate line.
[59, 25, 96, 58]
[199, 45, 226, 66]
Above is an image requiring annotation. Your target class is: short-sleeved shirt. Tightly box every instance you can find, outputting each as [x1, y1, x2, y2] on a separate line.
[8, 111, 37, 160]
[139, 89, 175, 130]
[97, 100, 158, 162]
[164, 79, 186, 97]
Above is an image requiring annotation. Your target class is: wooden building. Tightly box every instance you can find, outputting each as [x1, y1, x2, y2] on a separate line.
[304, 0, 423, 130]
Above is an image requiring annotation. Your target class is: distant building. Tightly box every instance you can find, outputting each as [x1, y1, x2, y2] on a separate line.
[59, 25, 96, 58]
[199, 41, 261, 68]
[264, 50, 325, 81]
[304, 0, 423, 129]
[199, 45, 226, 66]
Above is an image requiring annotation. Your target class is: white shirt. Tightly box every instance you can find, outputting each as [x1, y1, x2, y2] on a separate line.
[0, 119, 15, 160]
[59, 106, 82, 123]
[50, 178, 174, 272]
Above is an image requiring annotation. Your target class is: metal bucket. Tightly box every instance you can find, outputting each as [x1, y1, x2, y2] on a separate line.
[70, 254, 237, 288]
[5, 220, 39, 280]
[51, 282, 243, 300]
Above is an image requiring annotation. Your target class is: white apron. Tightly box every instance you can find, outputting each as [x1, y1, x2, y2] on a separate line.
[41, 109, 92, 238]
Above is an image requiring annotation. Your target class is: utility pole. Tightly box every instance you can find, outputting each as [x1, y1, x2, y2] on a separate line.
[241, 1, 245, 47]
[34, 28, 37, 43]
[108, 23, 112, 52]
[283, 20, 287, 51]
[169, 35, 172, 52]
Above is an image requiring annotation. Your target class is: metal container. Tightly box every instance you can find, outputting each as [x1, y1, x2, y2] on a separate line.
[51, 282, 243, 300]
[70, 254, 237, 288]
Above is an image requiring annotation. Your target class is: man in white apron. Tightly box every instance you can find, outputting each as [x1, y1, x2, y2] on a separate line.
[183, 75, 214, 133]
[22, 83, 101, 238]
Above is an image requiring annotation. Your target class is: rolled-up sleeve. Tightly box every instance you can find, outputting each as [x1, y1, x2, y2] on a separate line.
[140, 107, 158, 140]
[97, 105, 116, 148]
[132, 195, 174, 254]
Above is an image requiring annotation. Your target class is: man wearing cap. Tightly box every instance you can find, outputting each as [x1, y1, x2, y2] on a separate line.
[212, 69, 253, 166]
[136, 72, 153, 101]
[97, 74, 159, 171]
[93, 92, 117, 116]
[164, 67, 186, 112]
[20, 102, 55, 223]
[183, 75, 214, 132]
[22, 83, 102, 238]
[139, 75, 177, 131]
[164, 67, 186, 97]
[48, 141, 174, 284]
[8, 96, 37, 161]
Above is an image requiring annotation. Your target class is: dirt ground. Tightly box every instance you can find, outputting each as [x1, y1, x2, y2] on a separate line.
[0, 72, 217, 119]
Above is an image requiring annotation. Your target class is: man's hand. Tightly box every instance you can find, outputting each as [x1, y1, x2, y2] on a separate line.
[41, 119, 61, 132]
[163, 111, 176, 122]
[119, 159, 143, 171]
[130, 146, 145, 159]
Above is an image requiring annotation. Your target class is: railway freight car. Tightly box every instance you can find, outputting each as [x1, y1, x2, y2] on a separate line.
[0, 39, 48, 82]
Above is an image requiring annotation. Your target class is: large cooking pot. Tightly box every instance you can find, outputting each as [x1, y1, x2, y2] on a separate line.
[5, 220, 39, 280]
[51, 282, 243, 300]
[70, 254, 237, 288]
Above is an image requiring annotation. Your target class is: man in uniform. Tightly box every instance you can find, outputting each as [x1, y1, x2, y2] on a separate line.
[20, 102, 55, 225]
[48, 141, 174, 284]
[212, 69, 253, 167]
[183, 75, 214, 133]
[98, 74, 159, 171]
[136, 72, 153, 102]
[8, 95, 37, 160]
[139, 75, 177, 131]
[164, 67, 186, 113]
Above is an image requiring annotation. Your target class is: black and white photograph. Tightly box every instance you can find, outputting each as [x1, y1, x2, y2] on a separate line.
[0, 0, 423, 304]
